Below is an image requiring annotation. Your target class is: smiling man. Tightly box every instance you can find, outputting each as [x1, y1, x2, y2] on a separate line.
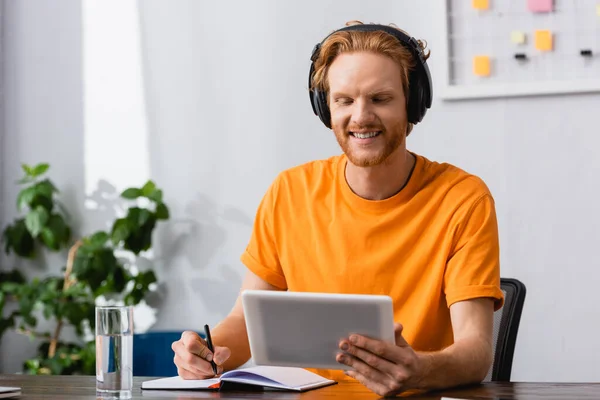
[172, 21, 504, 397]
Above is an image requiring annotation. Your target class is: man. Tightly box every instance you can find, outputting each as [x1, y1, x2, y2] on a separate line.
[172, 21, 504, 397]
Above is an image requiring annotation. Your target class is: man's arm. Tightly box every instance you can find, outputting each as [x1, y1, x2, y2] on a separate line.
[211, 269, 283, 372]
[415, 297, 494, 389]
[172, 269, 281, 378]
[337, 297, 494, 397]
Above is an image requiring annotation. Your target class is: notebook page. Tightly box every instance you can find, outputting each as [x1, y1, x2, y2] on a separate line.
[0, 387, 21, 399]
[141, 376, 220, 390]
[220, 372, 289, 389]
[222, 366, 334, 389]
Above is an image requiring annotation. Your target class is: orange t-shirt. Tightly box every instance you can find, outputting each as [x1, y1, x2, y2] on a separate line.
[240, 152, 504, 382]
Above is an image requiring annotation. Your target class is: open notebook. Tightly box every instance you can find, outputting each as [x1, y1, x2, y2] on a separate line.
[141, 366, 336, 392]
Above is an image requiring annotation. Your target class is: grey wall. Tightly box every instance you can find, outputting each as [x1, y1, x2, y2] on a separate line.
[2, 0, 600, 383]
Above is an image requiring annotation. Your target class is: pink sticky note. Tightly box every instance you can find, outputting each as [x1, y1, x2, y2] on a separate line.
[527, 0, 553, 12]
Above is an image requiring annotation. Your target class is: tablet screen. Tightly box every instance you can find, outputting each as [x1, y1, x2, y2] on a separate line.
[260, 300, 382, 363]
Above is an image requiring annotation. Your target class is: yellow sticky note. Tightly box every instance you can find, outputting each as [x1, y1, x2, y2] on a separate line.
[535, 30, 553, 51]
[473, 56, 491, 77]
[596, 4, 600, 16]
[511, 31, 526, 45]
[472, 0, 489, 10]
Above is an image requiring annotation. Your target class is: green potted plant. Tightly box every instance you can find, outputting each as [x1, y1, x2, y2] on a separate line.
[0, 163, 169, 374]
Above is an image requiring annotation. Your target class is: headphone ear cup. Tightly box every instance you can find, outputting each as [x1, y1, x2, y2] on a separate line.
[407, 71, 426, 124]
[308, 58, 332, 129]
[312, 89, 332, 129]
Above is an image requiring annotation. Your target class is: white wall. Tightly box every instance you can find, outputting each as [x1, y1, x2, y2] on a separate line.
[2, 0, 600, 383]
[0, 0, 86, 373]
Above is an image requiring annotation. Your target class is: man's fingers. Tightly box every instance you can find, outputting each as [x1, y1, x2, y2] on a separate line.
[172, 342, 213, 374]
[336, 353, 389, 384]
[173, 353, 206, 377]
[213, 346, 231, 365]
[177, 366, 202, 380]
[339, 339, 398, 376]
[394, 323, 409, 347]
[181, 331, 212, 360]
[344, 370, 398, 397]
[348, 334, 396, 360]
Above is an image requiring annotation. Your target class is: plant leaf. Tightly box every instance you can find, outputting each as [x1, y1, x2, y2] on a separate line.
[21, 164, 33, 176]
[30, 194, 54, 212]
[89, 231, 109, 248]
[136, 209, 152, 227]
[72, 253, 91, 280]
[44, 214, 71, 248]
[35, 179, 58, 197]
[40, 227, 58, 250]
[111, 219, 131, 245]
[138, 270, 157, 287]
[156, 203, 169, 220]
[31, 163, 50, 177]
[0, 269, 26, 285]
[112, 265, 127, 293]
[0, 282, 22, 294]
[121, 188, 141, 199]
[17, 187, 37, 211]
[3, 219, 36, 257]
[147, 189, 163, 203]
[141, 180, 156, 197]
[23, 314, 37, 327]
[25, 206, 50, 237]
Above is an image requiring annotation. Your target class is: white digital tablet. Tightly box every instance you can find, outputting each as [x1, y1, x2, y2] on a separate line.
[241, 290, 395, 370]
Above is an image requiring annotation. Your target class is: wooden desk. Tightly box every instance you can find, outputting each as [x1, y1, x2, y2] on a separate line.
[2, 374, 600, 399]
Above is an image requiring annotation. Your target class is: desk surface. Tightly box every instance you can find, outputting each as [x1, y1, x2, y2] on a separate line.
[2, 374, 600, 399]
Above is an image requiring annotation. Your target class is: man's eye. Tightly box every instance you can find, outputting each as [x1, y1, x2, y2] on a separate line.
[336, 98, 353, 105]
[373, 97, 390, 103]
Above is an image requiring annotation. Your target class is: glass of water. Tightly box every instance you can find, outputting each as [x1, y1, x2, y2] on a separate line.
[96, 306, 134, 399]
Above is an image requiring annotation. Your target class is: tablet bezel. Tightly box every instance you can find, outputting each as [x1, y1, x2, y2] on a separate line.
[241, 290, 395, 370]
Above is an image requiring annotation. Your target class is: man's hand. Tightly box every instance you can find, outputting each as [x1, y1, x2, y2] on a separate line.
[336, 323, 426, 397]
[172, 331, 231, 379]
[337, 298, 495, 397]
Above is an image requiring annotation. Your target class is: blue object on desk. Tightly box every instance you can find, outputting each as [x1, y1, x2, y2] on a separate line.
[133, 330, 205, 377]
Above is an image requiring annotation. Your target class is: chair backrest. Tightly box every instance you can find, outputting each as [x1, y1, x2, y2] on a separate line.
[484, 277, 526, 382]
[133, 330, 205, 377]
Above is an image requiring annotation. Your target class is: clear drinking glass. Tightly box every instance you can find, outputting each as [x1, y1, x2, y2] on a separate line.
[96, 306, 134, 399]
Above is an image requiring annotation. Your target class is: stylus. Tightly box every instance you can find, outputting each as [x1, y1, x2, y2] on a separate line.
[204, 324, 219, 375]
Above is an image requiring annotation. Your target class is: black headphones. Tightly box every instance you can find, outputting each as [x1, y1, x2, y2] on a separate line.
[308, 24, 433, 129]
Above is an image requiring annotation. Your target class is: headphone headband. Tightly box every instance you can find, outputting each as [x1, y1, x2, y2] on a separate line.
[308, 24, 433, 129]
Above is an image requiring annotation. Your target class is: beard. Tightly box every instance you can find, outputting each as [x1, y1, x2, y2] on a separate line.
[332, 120, 407, 167]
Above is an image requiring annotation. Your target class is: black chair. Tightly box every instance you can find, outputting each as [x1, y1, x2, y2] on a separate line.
[484, 277, 526, 382]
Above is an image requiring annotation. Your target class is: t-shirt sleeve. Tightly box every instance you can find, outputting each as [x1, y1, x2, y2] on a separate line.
[240, 176, 288, 290]
[444, 193, 505, 311]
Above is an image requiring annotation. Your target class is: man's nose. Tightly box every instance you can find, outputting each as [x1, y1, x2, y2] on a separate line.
[351, 100, 376, 126]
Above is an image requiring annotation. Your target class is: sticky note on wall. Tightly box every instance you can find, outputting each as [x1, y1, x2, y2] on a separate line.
[535, 30, 553, 51]
[472, 0, 489, 9]
[473, 56, 491, 76]
[511, 31, 526, 44]
[597, 4, 600, 16]
[528, 0, 553, 12]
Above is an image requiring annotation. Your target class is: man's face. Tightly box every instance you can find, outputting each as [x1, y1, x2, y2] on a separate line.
[327, 52, 408, 167]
